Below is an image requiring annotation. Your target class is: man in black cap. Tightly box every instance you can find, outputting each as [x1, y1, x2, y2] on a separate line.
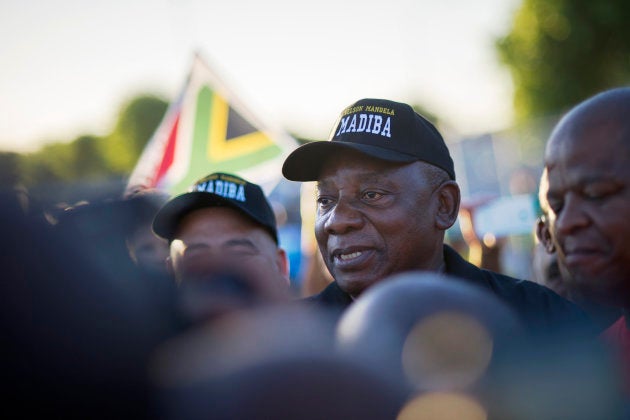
[282, 98, 591, 333]
[153, 172, 290, 319]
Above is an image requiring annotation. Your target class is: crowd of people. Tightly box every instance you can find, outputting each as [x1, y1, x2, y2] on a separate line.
[3, 89, 630, 418]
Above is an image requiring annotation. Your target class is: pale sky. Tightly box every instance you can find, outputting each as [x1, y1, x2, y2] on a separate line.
[0, 0, 520, 152]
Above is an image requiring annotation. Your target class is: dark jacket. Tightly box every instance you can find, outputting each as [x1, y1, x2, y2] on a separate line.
[305, 245, 594, 335]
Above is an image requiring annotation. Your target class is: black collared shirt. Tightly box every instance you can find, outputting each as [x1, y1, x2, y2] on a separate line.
[303, 245, 594, 335]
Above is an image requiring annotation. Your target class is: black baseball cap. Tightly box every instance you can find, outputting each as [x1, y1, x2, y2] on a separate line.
[282, 98, 455, 181]
[152, 173, 278, 243]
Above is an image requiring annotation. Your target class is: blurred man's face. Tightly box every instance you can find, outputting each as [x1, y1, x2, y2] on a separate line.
[127, 221, 170, 275]
[169, 207, 289, 300]
[315, 150, 455, 297]
[545, 121, 630, 307]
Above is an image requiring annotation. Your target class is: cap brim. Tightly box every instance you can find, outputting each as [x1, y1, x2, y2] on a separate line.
[282, 141, 418, 181]
[153, 192, 259, 241]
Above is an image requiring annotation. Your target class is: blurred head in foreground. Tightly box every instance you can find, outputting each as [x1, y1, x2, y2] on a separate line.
[150, 305, 409, 420]
[123, 188, 171, 276]
[336, 271, 624, 419]
[1, 188, 177, 418]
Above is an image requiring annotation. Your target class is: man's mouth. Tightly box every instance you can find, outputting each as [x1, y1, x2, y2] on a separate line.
[338, 251, 363, 261]
[330, 247, 373, 269]
[562, 246, 608, 269]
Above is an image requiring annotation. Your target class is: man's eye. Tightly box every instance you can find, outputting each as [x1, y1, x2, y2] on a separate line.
[362, 191, 383, 200]
[185, 244, 210, 256]
[225, 249, 256, 258]
[317, 196, 334, 206]
[583, 184, 620, 200]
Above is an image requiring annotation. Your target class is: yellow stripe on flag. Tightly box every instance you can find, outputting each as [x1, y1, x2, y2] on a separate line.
[208, 94, 277, 161]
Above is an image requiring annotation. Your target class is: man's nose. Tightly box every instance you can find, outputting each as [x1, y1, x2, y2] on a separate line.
[555, 193, 590, 235]
[323, 199, 364, 235]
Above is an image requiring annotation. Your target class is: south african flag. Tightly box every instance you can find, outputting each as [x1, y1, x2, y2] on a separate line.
[126, 53, 297, 196]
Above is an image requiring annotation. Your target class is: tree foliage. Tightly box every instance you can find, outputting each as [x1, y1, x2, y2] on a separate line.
[411, 103, 440, 127]
[17, 94, 167, 189]
[496, 0, 630, 122]
[100, 95, 168, 174]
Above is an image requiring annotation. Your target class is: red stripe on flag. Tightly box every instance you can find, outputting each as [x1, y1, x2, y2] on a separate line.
[153, 112, 181, 186]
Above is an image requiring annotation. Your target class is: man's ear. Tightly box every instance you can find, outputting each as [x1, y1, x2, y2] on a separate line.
[276, 248, 290, 286]
[435, 181, 460, 231]
[536, 216, 555, 253]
